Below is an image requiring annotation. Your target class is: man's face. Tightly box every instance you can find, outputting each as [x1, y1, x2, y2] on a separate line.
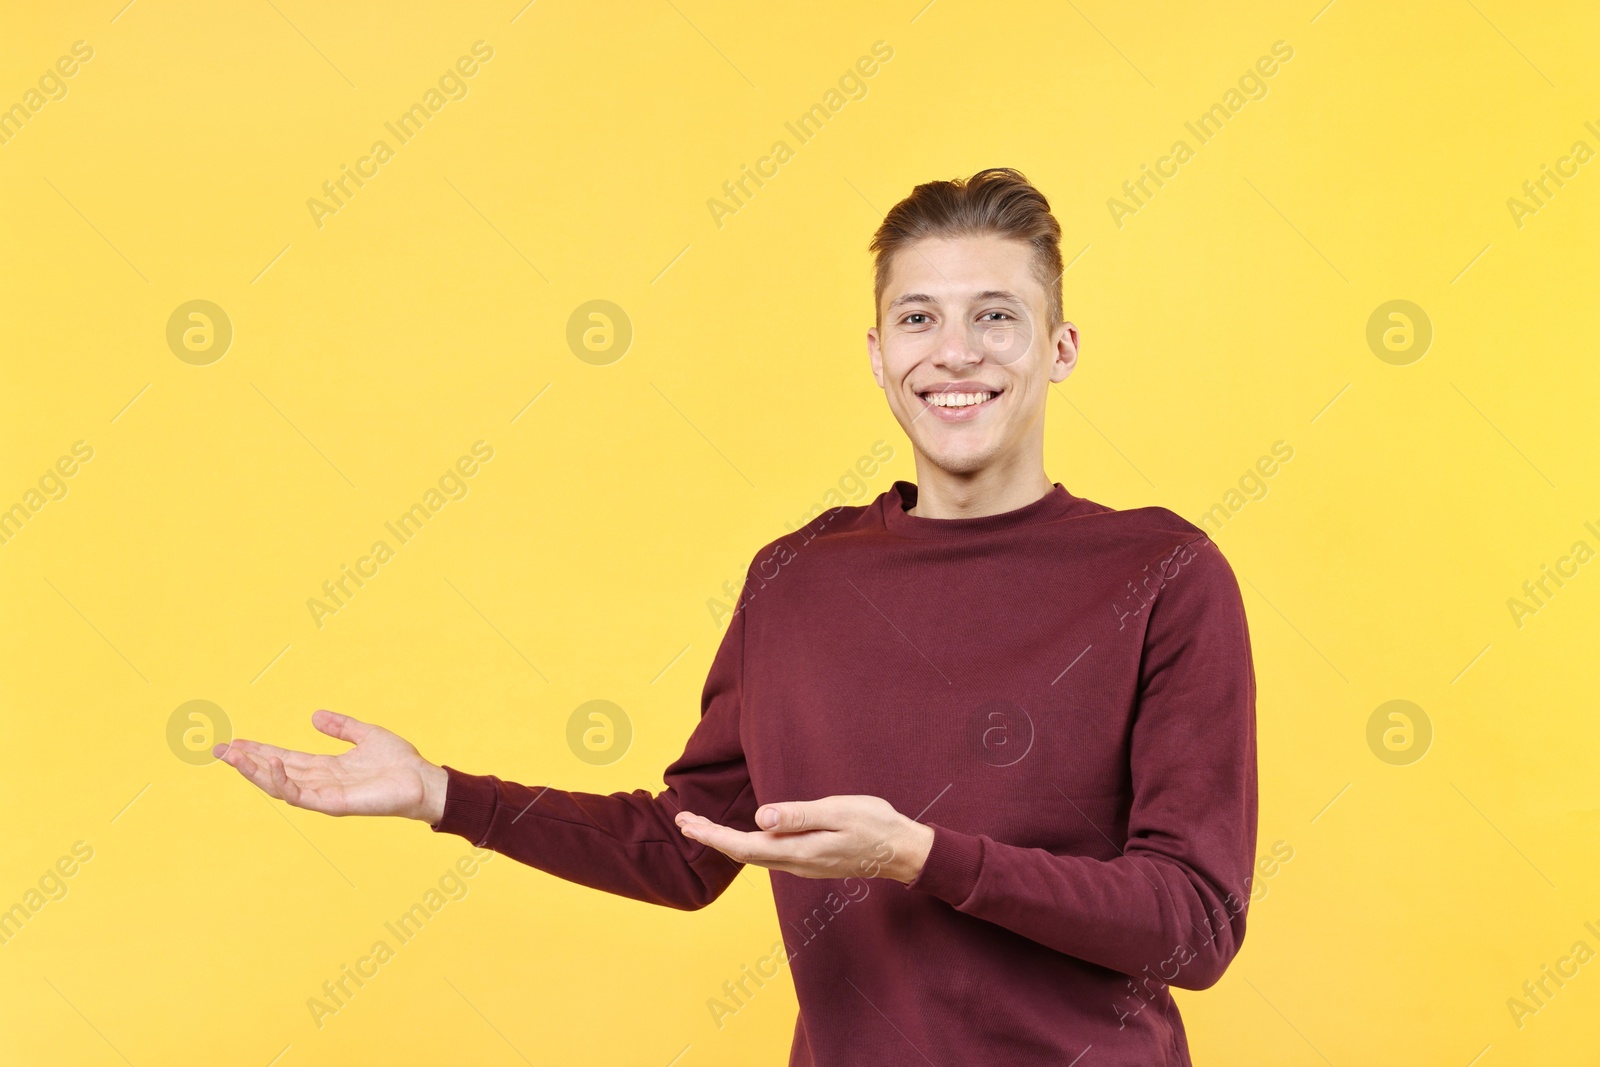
[867, 233, 1078, 477]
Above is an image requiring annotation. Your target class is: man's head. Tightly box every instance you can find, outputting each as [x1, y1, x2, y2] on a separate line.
[866, 168, 1078, 481]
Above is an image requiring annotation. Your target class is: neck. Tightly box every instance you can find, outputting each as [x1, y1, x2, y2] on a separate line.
[906, 453, 1054, 519]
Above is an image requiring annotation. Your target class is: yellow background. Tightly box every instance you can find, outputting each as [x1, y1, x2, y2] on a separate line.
[3, 0, 1597, 1063]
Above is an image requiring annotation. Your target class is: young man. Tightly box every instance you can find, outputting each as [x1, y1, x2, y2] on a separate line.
[218, 167, 1258, 1065]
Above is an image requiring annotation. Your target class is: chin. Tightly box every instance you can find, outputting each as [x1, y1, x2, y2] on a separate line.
[916, 438, 999, 475]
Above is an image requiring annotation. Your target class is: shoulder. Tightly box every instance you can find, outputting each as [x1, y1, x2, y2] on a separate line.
[1083, 497, 1199, 537]
[742, 498, 878, 575]
[1111, 504, 1237, 582]
[720, 500, 878, 622]
[1075, 501, 1244, 625]
[1062, 496, 1221, 563]
[1109, 524, 1245, 653]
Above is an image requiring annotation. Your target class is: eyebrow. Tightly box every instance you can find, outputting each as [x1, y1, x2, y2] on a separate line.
[888, 289, 1026, 311]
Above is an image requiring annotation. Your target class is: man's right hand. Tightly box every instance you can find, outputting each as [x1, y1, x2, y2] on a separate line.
[214, 710, 449, 825]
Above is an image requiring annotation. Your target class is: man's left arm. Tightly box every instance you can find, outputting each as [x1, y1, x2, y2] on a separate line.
[903, 535, 1259, 989]
[676, 535, 1258, 989]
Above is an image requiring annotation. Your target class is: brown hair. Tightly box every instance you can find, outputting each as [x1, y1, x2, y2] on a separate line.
[868, 167, 1064, 330]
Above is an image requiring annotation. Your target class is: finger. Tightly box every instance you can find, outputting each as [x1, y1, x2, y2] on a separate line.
[312, 709, 371, 746]
[215, 738, 317, 771]
[219, 748, 317, 811]
[221, 746, 286, 800]
[267, 755, 304, 808]
[679, 819, 808, 868]
[754, 799, 838, 833]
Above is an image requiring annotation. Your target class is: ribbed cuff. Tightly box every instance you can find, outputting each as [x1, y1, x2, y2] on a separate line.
[430, 765, 500, 846]
[904, 822, 984, 906]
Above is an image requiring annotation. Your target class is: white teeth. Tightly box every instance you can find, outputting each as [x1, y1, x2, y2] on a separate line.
[925, 391, 994, 408]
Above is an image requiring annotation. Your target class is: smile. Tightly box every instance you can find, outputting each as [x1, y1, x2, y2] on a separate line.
[916, 389, 1002, 421]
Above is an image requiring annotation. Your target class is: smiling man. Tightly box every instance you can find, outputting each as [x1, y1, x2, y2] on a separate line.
[218, 167, 1258, 1065]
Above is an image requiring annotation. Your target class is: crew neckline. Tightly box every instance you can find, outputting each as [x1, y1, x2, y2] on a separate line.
[881, 479, 1081, 539]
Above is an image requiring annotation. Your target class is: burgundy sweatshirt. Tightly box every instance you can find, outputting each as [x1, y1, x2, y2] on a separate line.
[432, 479, 1258, 1065]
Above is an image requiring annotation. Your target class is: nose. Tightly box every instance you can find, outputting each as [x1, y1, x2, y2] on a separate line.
[931, 322, 985, 371]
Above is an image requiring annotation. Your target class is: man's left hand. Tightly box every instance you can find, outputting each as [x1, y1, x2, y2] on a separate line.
[675, 795, 935, 884]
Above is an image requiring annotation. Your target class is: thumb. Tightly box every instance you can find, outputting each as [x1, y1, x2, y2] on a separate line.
[312, 709, 371, 745]
[755, 801, 821, 832]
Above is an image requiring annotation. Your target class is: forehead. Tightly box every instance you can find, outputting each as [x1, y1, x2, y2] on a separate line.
[881, 233, 1041, 309]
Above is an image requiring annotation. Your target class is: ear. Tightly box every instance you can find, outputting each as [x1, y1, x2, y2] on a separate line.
[1049, 320, 1079, 383]
[867, 324, 885, 388]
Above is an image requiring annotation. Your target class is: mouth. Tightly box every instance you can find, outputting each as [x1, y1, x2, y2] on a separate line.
[915, 387, 1003, 422]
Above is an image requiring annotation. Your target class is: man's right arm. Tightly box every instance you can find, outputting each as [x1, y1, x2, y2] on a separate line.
[217, 564, 762, 911]
[427, 571, 759, 911]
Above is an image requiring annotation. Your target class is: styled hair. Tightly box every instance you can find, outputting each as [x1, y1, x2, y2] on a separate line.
[868, 167, 1064, 330]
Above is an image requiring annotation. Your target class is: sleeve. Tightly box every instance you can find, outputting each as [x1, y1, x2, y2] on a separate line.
[428, 567, 761, 912]
[904, 535, 1258, 989]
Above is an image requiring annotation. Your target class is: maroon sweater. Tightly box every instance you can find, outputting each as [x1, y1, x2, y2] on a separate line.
[432, 479, 1258, 1065]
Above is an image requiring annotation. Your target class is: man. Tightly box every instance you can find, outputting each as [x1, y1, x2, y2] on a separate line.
[218, 167, 1258, 1065]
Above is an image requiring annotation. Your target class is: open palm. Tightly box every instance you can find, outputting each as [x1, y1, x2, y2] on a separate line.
[215, 710, 446, 823]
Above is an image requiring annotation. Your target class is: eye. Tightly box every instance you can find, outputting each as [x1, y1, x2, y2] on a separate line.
[981, 311, 1013, 322]
[901, 312, 931, 325]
